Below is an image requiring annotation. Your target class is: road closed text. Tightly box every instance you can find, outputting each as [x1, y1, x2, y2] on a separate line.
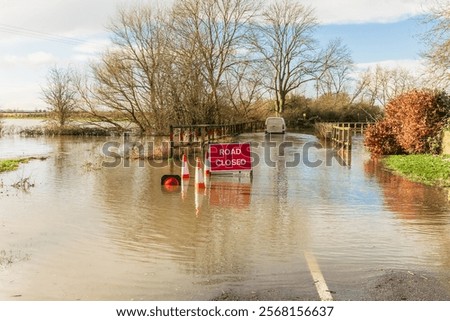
[209, 143, 252, 172]
[215, 158, 248, 167]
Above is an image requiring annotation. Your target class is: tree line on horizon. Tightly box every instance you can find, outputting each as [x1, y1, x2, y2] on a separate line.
[41, 0, 450, 134]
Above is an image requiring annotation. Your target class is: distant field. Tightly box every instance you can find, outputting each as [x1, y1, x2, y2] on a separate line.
[0, 112, 49, 118]
[0, 111, 124, 121]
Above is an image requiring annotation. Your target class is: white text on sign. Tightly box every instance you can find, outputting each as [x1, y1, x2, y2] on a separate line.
[209, 143, 252, 172]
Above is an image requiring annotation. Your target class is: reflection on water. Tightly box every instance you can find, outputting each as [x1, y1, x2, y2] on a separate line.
[0, 118, 46, 134]
[1, 130, 450, 300]
[0, 136, 53, 159]
[364, 159, 449, 220]
[364, 158, 450, 271]
[208, 179, 252, 209]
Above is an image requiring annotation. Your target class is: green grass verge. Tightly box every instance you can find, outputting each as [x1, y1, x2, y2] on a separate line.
[384, 154, 450, 187]
[0, 159, 29, 173]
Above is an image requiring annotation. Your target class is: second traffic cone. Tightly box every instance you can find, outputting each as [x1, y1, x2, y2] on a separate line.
[195, 157, 206, 189]
[181, 154, 190, 179]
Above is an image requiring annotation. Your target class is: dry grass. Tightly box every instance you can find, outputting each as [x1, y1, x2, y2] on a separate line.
[20, 124, 112, 136]
[0, 250, 30, 268]
[443, 130, 450, 155]
[11, 176, 35, 191]
[314, 122, 333, 140]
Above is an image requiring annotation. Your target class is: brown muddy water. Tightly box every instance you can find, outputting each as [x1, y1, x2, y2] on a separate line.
[1, 123, 450, 300]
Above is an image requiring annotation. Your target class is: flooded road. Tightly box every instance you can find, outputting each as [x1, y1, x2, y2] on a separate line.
[1, 130, 450, 300]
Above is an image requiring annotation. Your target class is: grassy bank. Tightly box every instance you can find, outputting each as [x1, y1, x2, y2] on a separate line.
[20, 125, 113, 136]
[0, 159, 30, 173]
[384, 154, 450, 187]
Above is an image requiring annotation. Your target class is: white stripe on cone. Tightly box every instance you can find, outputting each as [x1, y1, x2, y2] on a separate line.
[181, 154, 190, 179]
[195, 157, 206, 189]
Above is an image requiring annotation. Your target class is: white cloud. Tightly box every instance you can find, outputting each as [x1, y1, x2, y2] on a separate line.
[0, 0, 116, 36]
[303, 0, 431, 24]
[355, 59, 426, 76]
[0, 0, 433, 110]
[0, 51, 56, 68]
[0, 82, 44, 110]
[0, 0, 431, 35]
[0, 0, 171, 39]
[74, 39, 111, 55]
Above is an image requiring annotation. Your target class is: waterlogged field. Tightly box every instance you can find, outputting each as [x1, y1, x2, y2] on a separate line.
[1, 123, 450, 300]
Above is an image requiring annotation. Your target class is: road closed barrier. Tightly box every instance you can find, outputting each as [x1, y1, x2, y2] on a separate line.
[209, 143, 252, 173]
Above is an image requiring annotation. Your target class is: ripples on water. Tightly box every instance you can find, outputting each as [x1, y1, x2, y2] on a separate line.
[0, 130, 449, 300]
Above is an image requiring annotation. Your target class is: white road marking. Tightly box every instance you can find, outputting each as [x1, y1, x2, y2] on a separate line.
[304, 251, 333, 301]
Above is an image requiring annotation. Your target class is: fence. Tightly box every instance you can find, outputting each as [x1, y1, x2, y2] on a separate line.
[332, 126, 352, 147]
[315, 122, 374, 148]
[328, 122, 373, 134]
[169, 121, 265, 158]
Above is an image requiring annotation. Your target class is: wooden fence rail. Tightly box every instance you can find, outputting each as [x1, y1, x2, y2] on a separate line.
[169, 121, 265, 158]
[327, 122, 373, 134]
[316, 122, 374, 148]
[332, 126, 352, 147]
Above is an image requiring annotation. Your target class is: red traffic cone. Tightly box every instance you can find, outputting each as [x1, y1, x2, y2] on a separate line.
[204, 151, 211, 176]
[195, 157, 205, 189]
[161, 175, 181, 193]
[181, 154, 190, 179]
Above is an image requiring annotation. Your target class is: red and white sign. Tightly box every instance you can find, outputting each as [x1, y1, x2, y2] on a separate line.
[209, 143, 252, 172]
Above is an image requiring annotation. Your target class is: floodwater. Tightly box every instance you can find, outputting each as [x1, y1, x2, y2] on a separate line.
[1, 122, 450, 300]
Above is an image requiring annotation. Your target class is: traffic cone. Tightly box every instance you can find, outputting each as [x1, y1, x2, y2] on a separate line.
[161, 175, 181, 193]
[204, 151, 211, 176]
[181, 154, 190, 179]
[195, 157, 206, 189]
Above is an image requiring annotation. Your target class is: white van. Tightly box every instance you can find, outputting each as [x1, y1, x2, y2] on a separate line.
[265, 117, 286, 134]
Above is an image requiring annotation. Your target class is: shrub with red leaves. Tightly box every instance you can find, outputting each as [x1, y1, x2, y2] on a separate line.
[364, 120, 404, 157]
[364, 89, 450, 156]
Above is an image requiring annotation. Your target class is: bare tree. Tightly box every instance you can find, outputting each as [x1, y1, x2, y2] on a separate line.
[356, 65, 418, 107]
[42, 66, 78, 127]
[421, 1, 450, 88]
[77, 1, 261, 131]
[170, 0, 260, 123]
[315, 39, 354, 99]
[224, 61, 268, 121]
[165, 11, 211, 125]
[77, 5, 173, 134]
[72, 71, 126, 131]
[250, 0, 320, 115]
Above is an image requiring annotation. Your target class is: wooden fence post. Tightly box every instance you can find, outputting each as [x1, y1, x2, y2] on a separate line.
[169, 125, 174, 159]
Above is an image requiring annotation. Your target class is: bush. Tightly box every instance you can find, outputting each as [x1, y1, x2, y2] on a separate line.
[364, 120, 404, 157]
[20, 124, 112, 136]
[365, 89, 450, 156]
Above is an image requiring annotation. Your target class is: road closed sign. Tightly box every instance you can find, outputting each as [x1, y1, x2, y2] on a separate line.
[209, 143, 252, 172]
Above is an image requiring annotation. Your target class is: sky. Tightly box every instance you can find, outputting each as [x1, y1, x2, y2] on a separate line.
[0, 0, 433, 111]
